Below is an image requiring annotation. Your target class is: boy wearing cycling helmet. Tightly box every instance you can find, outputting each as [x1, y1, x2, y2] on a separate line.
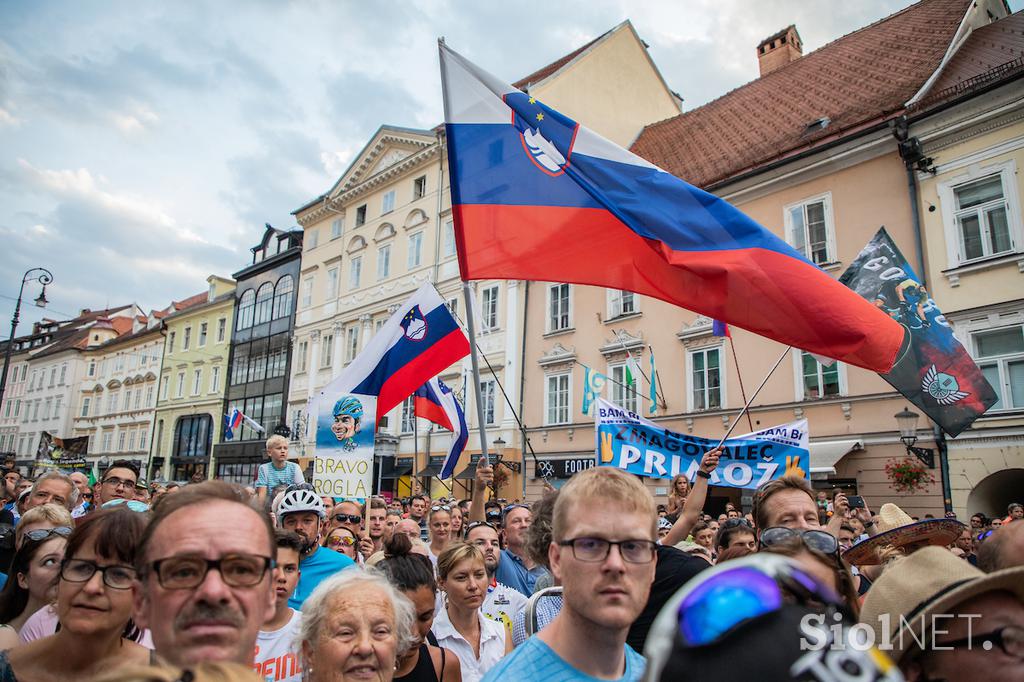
[275, 484, 354, 609]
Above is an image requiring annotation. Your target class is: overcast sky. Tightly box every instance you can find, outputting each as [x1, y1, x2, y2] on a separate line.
[2, 0, 996, 332]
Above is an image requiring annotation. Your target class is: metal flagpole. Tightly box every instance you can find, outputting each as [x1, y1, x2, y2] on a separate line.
[716, 346, 791, 449]
[728, 336, 755, 432]
[461, 282, 491, 467]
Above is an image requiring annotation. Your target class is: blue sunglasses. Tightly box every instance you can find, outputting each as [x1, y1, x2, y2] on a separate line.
[101, 499, 150, 513]
[676, 561, 846, 647]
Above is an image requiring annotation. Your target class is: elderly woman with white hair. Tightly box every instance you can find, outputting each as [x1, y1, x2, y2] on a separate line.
[298, 569, 417, 682]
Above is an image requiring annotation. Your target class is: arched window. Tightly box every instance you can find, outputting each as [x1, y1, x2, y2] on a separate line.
[237, 289, 255, 330]
[253, 283, 273, 325]
[273, 275, 295, 319]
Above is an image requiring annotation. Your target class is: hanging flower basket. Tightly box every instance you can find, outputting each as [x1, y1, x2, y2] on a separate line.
[884, 456, 935, 494]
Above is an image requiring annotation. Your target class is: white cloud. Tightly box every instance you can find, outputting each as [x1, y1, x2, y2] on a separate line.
[0, 107, 18, 127]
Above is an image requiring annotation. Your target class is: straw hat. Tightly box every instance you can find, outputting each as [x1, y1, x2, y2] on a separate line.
[859, 546, 1024, 663]
[842, 503, 963, 565]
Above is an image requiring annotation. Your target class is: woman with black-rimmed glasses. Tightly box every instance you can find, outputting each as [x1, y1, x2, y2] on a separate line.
[0, 527, 69, 649]
[0, 507, 150, 680]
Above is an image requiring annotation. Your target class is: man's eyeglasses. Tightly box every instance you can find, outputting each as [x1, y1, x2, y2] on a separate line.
[102, 476, 136, 490]
[558, 537, 657, 563]
[23, 526, 73, 543]
[333, 513, 362, 524]
[61, 558, 136, 590]
[148, 553, 273, 590]
[936, 625, 1022, 658]
[758, 527, 839, 555]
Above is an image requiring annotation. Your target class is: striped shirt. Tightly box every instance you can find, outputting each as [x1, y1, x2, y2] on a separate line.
[255, 461, 304, 490]
[482, 636, 644, 682]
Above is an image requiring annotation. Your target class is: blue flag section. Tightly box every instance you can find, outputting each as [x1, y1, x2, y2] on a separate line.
[839, 228, 997, 437]
[595, 398, 809, 489]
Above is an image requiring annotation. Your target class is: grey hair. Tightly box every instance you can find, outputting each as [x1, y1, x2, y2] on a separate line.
[31, 471, 79, 510]
[297, 568, 417, 659]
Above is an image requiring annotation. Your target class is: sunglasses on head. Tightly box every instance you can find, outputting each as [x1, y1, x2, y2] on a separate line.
[758, 526, 839, 555]
[333, 513, 361, 524]
[431, 504, 451, 512]
[23, 526, 73, 543]
[465, 521, 498, 534]
[485, 510, 502, 521]
[721, 518, 752, 530]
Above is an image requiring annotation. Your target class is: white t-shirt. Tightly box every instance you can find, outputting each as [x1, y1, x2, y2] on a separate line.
[481, 581, 527, 634]
[254, 609, 303, 682]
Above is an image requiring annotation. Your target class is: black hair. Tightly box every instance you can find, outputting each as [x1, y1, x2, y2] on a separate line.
[103, 460, 140, 479]
[714, 521, 755, 551]
[376, 533, 436, 594]
[275, 529, 304, 554]
[0, 535, 59, 624]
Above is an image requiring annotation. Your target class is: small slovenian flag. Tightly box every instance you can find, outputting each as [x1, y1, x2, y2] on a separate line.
[413, 376, 468, 479]
[224, 408, 263, 440]
[712, 319, 731, 338]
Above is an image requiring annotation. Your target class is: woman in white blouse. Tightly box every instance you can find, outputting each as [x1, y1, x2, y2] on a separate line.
[432, 542, 512, 682]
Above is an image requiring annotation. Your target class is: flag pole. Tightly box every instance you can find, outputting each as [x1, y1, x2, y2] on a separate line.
[728, 335, 755, 432]
[461, 281, 491, 468]
[716, 345, 790, 448]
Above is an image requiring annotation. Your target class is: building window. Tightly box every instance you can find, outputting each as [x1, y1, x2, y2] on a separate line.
[183, 327, 192, 351]
[442, 220, 456, 258]
[481, 285, 499, 331]
[608, 290, 636, 318]
[139, 428, 148, 450]
[954, 174, 1012, 262]
[176, 372, 185, 399]
[377, 245, 391, 280]
[237, 290, 256, 330]
[102, 431, 112, 452]
[382, 190, 396, 214]
[117, 430, 126, 452]
[331, 217, 343, 239]
[192, 369, 202, 396]
[53, 396, 61, 419]
[145, 385, 154, 406]
[254, 283, 274, 325]
[406, 232, 422, 269]
[273, 275, 294, 320]
[445, 297, 458, 320]
[355, 204, 367, 227]
[210, 366, 220, 393]
[349, 256, 362, 289]
[134, 388, 142, 409]
[689, 347, 722, 411]
[160, 378, 169, 402]
[547, 283, 571, 332]
[167, 332, 176, 354]
[400, 397, 415, 434]
[321, 334, 334, 367]
[326, 267, 339, 299]
[199, 322, 208, 347]
[346, 327, 359, 362]
[306, 227, 319, 250]
[81, 397, 91, 418]
[173, 415, 214, 458]
[87, 360, 96, 377]
[545, 373, 570, 425]
[59, 363, 67, 385]
[296, 341, 308, 373]
[784, 194, 835, 266]
[798, 351, 842, 400]
[974, 325, 1024, 410]
[609, 364, 638, 414]
[42, 397, 52, 420]
[217, 318, 227, 343]
[301, 276, 314, 309]
[479, 380, 497, 425]
[413, 176, 426, 199]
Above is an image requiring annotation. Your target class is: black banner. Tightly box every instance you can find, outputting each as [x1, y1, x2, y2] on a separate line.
[839, 228, 997, 436]
[36, 431, 90, 470]
[534, 457, 596, 479]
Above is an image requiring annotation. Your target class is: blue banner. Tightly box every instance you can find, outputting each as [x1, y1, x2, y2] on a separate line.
[595, 398, 809, 489]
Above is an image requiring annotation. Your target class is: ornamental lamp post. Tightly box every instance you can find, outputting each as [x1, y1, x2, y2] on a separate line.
[0, 267, 54, 408]
[894, 406, 935, 468]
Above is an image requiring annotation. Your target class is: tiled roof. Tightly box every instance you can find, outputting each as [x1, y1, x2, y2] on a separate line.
[173, 292, 208, 311]
[630, 0, 972, 188]
[916, 10, 1024, 107]
[513, 30, 608, 89]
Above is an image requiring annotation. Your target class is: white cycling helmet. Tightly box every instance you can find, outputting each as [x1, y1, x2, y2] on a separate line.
[275, 484, 326, 524]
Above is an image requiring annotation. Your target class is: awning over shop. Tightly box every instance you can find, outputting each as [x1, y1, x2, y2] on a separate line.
[809, 439, 863, 477]
[380, 458, 413, 480]
[415, 456, 447, 478]
[455, 454, 485, 480]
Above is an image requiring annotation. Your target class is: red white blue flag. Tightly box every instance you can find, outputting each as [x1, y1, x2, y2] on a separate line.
[439, 43, 903, 373]
[712, 320, 731, 338]
[414, 376, 468, 479]
[328, 283, 471, 421]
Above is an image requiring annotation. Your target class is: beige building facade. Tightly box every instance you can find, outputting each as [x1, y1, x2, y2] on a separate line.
[290, 21, 681, 500]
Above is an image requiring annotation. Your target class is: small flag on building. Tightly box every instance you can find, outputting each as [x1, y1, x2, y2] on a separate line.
[224, 408, 264, 441]
[648, 346, 659, 415]
[581, 364, 609, 416]
[712, 319, 731, 338]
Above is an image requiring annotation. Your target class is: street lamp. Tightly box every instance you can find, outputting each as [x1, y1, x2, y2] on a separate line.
[0, 267, 54, 408]
[492, 436, 506, 460]
[894, 407, 935, 468]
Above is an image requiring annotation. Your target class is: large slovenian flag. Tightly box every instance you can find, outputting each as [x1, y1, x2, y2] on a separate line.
[439, 43, 904, 373]
[326, 283, 471, 421]
[414, 376, 468, 479]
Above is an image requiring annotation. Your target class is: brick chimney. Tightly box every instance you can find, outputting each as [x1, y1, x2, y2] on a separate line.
[757, 25, 802, 77]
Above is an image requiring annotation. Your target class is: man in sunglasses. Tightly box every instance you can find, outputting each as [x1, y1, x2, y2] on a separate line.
[327, 499, 363, 538]
[133, 480, 276, 667]
[96, 459, 138, 506]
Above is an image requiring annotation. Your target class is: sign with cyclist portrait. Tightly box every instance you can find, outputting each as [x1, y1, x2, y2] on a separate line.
[312, 391, 377, 500]
[594, 398, 809, 489]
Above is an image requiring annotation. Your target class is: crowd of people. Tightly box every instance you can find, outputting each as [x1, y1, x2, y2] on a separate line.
[0, 435, 1019, 681]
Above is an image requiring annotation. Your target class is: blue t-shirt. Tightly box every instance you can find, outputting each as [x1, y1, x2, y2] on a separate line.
[255, 461, 304, 490]
[495, 549, 548, 596]
[482, 636, 645, 682]
[289, 546, 354, 610]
